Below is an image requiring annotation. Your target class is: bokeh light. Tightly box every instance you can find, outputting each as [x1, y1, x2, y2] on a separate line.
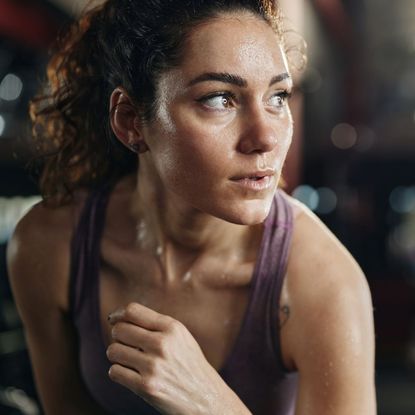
[315, 187, 337, 214]
[389, 186, 415, 214]
[0, 115, 5, 136]
[292, 185, 319, 211]
[331, 123, 358, 149]
[0, 73, 24, 101]
[0, 196, 41, 244]
[355, 125, 376, 152]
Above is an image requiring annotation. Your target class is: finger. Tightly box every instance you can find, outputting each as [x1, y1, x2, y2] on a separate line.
[108, 302, 172, 331]
[108, 363, 147, 395]
[111, 321, 158, 351]
[109, 363, 164, 404]
[106, 342, 151, 373]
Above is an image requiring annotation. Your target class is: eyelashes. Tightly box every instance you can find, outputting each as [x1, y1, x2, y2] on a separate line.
[196, 91, 237, 110]
[272, 90, 292, 103]
[196, 90, 292, 111]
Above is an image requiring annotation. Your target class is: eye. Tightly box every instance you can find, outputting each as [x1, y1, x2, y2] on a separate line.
[268, 91, 291, 109]
[197, 92, 235, 110]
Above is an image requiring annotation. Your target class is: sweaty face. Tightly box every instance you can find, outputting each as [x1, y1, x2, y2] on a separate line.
[141, 12, 293, 225]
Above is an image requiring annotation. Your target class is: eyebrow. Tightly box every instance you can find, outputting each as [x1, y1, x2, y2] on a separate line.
[187, 72, 291, 88]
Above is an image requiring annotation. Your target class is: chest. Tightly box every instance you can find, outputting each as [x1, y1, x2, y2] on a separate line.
[98, 239, 256, 371]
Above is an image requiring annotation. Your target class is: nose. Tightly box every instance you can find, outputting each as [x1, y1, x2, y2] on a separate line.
[237, 107, 279, 154]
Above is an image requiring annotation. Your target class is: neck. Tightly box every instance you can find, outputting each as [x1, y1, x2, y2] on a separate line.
[128, 159, 260, 281]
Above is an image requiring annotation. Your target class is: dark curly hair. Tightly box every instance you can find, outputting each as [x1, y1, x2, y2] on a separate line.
[30, 0, 293, 205]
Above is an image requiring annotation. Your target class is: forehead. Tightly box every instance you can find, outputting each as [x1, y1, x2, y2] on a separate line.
[179, 12, 288, 83]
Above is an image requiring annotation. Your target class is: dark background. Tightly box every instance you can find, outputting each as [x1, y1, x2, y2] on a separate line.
[0, 0, 414, 414]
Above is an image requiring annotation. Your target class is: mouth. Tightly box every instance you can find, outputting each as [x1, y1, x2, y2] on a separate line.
[230, 169, 276, 181]
[247, 176, 266, 181]
[229, 170, 275, 192]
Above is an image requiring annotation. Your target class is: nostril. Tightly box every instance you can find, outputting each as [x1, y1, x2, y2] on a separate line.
[238, 136, 278, 154]
[237, 116, 279, 154]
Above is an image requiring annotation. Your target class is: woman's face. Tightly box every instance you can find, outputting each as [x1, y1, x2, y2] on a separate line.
[140, 12, 293, 225]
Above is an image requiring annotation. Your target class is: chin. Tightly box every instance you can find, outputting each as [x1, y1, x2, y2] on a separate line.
[214, 195, 275, 226]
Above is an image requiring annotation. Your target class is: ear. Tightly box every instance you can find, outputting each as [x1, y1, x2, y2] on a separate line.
[109, 87, 149, 153]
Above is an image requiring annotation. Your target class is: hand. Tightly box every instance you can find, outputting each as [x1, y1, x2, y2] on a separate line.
[106, 302, 248, 415]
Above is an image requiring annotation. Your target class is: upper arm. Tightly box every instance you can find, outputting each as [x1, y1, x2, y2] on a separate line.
[282, 205, 376, 415]
[6, 203, 107, 415]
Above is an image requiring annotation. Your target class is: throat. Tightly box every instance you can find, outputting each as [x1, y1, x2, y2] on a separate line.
[152, 227, 262, 288]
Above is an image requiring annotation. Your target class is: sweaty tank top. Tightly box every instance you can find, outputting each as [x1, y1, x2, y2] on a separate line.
[69, 185, 298, 415]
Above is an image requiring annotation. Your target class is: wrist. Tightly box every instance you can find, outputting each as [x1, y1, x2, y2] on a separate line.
[201, 376, 252, 415]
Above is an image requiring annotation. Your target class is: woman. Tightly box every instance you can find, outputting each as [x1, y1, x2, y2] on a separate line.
[6, 0, 376, 414]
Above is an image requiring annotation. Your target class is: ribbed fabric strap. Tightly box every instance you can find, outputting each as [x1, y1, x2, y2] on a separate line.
[69, 186, 112, 320]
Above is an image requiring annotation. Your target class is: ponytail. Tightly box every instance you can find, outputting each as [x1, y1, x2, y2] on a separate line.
[30, 3, 136, 205]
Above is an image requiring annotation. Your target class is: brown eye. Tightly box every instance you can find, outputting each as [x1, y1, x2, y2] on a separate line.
[268, 91, 291, 109]
[199, 93, 234, 110]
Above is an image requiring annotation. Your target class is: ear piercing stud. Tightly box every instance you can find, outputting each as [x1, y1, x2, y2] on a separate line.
[129, 142, 140, 152]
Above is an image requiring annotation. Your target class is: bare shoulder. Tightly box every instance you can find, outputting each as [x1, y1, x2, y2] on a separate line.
[281, 195, 375, 368]
[6, 192, 113, 415]
[6, 192, 87, 312]
[285, 194, 371, 303]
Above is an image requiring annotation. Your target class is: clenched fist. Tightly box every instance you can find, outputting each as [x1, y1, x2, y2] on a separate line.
[107, 302, 250, 415]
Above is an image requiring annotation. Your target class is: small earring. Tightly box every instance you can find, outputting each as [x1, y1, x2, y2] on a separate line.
[129, 142, 140, 153]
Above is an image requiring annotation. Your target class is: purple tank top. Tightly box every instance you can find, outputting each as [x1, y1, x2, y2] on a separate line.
[69, 186, 298, 415]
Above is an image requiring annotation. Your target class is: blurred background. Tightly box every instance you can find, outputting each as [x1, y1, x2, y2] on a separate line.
[0, 0, 414, 414]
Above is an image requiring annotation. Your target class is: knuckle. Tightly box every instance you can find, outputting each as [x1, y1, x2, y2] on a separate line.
[147, 357, 162, 377]
[153, 333, 166, 351]
[107, 344, 115, 360]
[141, 377, 161, 397]
[106, 343, 117, 360]
[153, 333, 171, 357]
[112, 321, 127, 337]
[111, 323, 120, 339]
[166, 318, 182, 334]
[125, 302, 139, 318]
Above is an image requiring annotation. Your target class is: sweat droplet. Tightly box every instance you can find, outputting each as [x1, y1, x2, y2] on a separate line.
[136, 221, 147, 242]
[257, 154, 267, 170]
[156, 246, 163, 256]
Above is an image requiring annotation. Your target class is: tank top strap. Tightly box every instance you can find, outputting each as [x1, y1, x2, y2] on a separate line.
[69, 184, 113, 320]
[247, 189, 293, 312]
[245, 189, 293, 368]
[263, 189, 294, 368]
[254, 189, 293, 283]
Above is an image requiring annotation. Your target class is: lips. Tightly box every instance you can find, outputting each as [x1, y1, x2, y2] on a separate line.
[229, 169, 276, 192]
[230, 169, 275, 181]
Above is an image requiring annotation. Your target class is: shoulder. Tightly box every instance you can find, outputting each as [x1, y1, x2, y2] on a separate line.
[281, 196, 374, 370]
[6, 194, 116, 414]
[6, 192, 87, 312]
[286, 195, 371, 304]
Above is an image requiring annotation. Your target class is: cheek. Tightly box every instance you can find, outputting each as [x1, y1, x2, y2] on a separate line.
[279, 110, 294, 153]
[152, 120, 230, 192]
